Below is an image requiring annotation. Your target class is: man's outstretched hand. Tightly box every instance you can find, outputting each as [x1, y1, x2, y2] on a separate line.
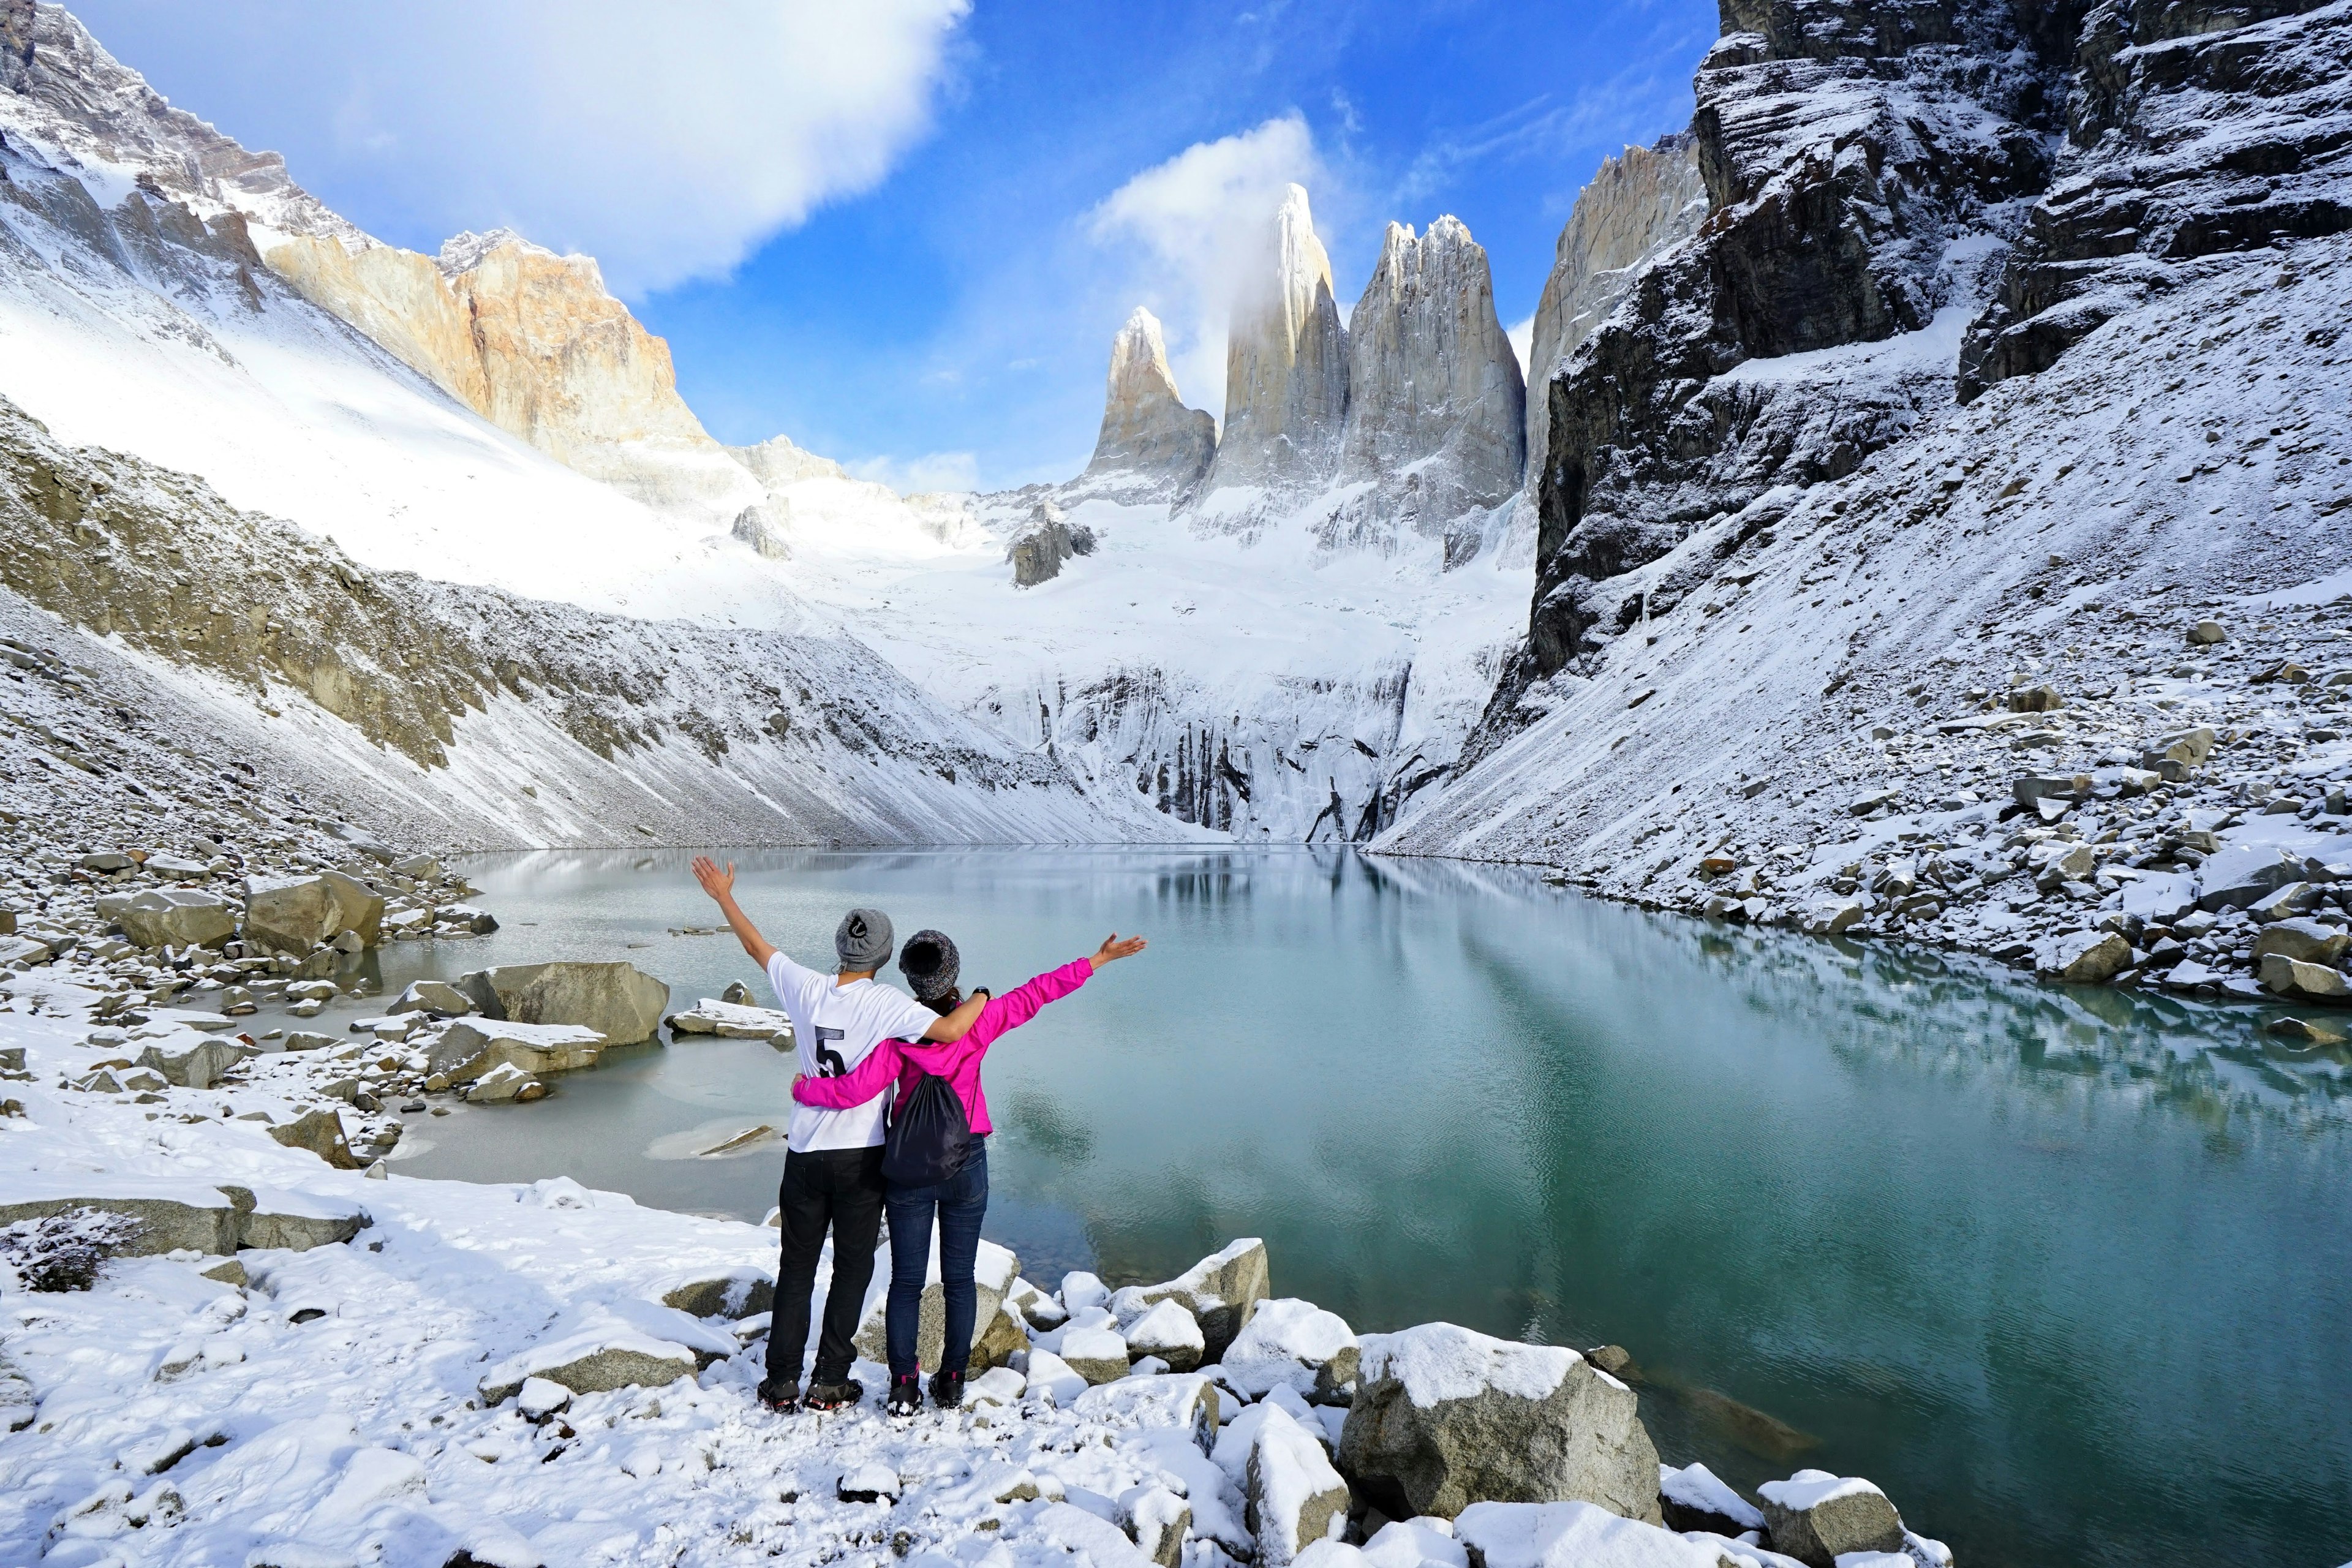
[692, 856, 736, 903]
[1089, 933, 1148, 971]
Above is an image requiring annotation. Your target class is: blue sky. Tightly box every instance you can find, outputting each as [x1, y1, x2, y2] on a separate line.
[74, 0, 1718, 490]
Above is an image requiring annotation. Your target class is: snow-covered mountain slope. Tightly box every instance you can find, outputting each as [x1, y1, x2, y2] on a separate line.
[0, 394, 1148, 848]
[1390, 0, 2352, 972]
[763, 484, 1527, 840]
[0, 124, 797, 626]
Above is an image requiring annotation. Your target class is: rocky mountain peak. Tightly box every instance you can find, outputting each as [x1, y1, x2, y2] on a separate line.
[1191, 183, 1349, 522]
[1325, 215, 1525, 561]
[1521, 134, 1706, 499]
[1074, 306, 1216, 503]
[0, 0, 360, 246]
[435, 227, 556, 278]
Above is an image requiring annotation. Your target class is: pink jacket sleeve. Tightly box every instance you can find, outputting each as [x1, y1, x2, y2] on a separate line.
[967, 959, 1093, 1048]
[793, 1036, 907, 1109]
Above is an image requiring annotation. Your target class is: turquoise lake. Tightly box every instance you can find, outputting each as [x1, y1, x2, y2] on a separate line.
[368, 848, 2352, 1568]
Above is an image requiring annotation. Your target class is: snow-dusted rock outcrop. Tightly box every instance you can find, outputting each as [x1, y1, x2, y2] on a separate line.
[1325, 217, 1525, 563]
[270, 227, 769, 527]
[1074, 306, 1217, 503]
[1959, 0, 2352, 398]
[1191, 184, 1349, 531]
[1521, 134, 1706, 501]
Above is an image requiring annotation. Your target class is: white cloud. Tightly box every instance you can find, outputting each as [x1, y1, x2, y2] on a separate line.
[96, 0, 970, 297]
[846, 450, 980, 495]
[1505, 314, 1534, 372]
[1087, 113, 1323, 418]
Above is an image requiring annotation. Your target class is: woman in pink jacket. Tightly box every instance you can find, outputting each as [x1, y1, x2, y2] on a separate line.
[793, 927, 1147, 1416]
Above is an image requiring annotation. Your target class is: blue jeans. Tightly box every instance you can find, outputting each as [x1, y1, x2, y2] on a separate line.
[884, 1138, 989, 1379]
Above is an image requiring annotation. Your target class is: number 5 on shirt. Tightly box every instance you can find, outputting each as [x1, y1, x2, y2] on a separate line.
[812, 1026, 848, 1077]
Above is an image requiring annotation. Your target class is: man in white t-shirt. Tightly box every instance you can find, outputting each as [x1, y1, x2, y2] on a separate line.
[693, 856, 984, 1414]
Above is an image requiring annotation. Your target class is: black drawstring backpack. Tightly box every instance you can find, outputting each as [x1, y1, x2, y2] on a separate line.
[883, 1069, 971, 1186]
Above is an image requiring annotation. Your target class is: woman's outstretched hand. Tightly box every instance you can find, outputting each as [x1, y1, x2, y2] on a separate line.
[691, 856, 736, 902]
[1088, 933, 1147, 971]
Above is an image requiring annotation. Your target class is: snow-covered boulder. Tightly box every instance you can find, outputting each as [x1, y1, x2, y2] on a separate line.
[1121, 1480, 1193, 1568]
[454, 960, 670, 1045]
[665, 997, 793, 1039]
[1657, 1461, 1764, 1537]
[388, 979, 473, 1017]
[1338, 1322, 1660, 1524]
[268, 1107, 361, 1169]
[479, 1300, 734, 1404]
[1029, 1500, 1155, 1566]
[1107, 1237, 1270, 1361]
[243, 870, 383, 954]
[134, 1035, 252, 1090]
[1125, 1296, 1207, 1372]
[1062, 1268, 1112, 1316]
[225, 1185, 369, 1251]
[98, 888, 236, 949]
[1221, 1296, 1357, 1401]
[1061, 1322, 1133, 1385]
[0, 1176, 244, 1257]
[464, 1061, 545, 1102]
[1754, 1470, 1904, 1567]
[1020, 1349, 1089, 1406]
[1246, 1404, 1351, 1566]
[657, 1265, 774, 1319]
[2032, 930, 2130, 984]
[431, 1018, 607, 1082]
[1453, 1499, 1719, 1567]
[1072, 1371, 1222, 1453]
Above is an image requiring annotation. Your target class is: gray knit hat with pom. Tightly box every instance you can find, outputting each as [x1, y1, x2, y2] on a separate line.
[835, 907, 894, 972]
[897, 929, 961, 1001]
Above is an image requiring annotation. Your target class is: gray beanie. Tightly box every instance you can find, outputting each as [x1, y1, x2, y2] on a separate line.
[898, 929, 960, 1001]
[835, 907, 894, 972]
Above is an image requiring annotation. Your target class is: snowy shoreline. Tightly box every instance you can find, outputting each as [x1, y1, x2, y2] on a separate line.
[2, 848, 1961, 1567]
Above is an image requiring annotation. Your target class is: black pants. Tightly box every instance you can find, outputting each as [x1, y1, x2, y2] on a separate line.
[767, 1144, 886, 1387]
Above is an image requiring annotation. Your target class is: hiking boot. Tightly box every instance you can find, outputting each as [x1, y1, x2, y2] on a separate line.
[755, 1379, 801, 1414]
[804, 1376, 864, 1412]
[886, 1374, 923, 1419]
[929, 1368, 966, 1410]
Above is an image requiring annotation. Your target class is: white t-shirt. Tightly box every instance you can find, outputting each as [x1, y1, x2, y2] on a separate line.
[766, 951, 937, 1153]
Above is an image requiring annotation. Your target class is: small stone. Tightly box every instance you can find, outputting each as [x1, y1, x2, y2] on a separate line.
[2267, 1016, 2348, 1047]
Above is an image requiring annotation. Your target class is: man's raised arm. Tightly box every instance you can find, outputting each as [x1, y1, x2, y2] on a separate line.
[692, 856, 778, 970]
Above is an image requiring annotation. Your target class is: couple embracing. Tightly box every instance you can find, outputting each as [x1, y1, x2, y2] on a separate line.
[692, 857, 1145, 1419]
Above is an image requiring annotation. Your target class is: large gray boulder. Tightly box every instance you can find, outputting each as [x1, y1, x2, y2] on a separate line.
[214, 1185, 369, 1251]
[2197, 845, 2310, 912]
[478, 1302, 735, 1404]
[2253, 918, 2352, 967]
[2257, 954, 2352, 1004]
[388, 979, 475, 1017]
[1755, 1470, 1905, 1567]
[456, 962, 669, 1044]
[99, 888, 236, 950]
[137, 1036, 254, 1090]
[428, 1019, 607, 1083]
[1337, 1322, 1661, 1525]
[243, 872, 384, 954]
[1107, 1237, 1269, 1362]
[0, 1183, 243, 1256]
[268, 1107, 361, 1170]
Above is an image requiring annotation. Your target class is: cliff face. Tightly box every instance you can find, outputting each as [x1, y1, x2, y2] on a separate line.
[263, 227, 766, 524]
[1521, 135, 1708, 502]
[1072, 307, 1217, 503]
[1191, 184, 1349, 528]
[1959, 0, 2350, 396]
[1325, 217, 1526, 561]
[1466, 0, 2078, 764]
